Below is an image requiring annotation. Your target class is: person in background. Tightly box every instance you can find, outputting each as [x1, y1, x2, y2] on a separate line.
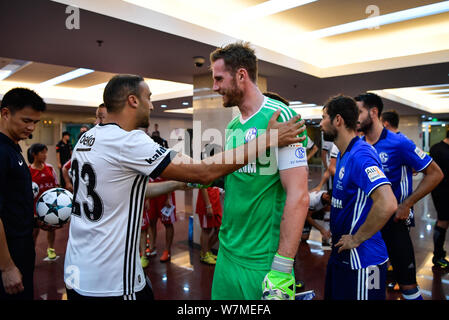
[429, 130, 449, 269]
[195, 146, 223, 265]
[147, 177, 177, 263]
[301, 190, 332, 246]
[380, 110, 400, 134]
[56, 131, 72, 188]
[27, 143, 60, 260]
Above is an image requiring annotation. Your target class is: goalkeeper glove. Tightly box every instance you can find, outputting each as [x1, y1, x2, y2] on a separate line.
[261, 253, 295, 300]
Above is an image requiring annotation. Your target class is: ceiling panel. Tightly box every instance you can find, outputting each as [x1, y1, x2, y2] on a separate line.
[56, 71, 115, 88]
[323, 11, 449, 43]
[276, 0, 444, 31]
[6, 62, 75, 83]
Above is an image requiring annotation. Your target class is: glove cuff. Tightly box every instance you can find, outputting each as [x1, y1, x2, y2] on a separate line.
[271, 253, 294, 274]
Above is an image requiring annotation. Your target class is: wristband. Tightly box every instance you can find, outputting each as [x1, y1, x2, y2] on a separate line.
[271, 253, 294, 274]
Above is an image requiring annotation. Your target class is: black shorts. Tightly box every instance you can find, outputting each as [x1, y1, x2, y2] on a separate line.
[381, 216, 417, 286]
[432, 189, 449, 221]
[66, 276, 154, 301]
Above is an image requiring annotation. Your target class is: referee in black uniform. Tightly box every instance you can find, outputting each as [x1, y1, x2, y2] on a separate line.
[0, 88, 46, 300]
[430, 130, 449, 268]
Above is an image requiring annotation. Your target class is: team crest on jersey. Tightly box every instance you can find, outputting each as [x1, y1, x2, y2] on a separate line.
[295, 147, 306, 159]
[414, 147, 426, 160]
[245, 127, 258, 142]
[365, 166, 386, 182]
[339, 167, 345, 180]
[379, 152, 389, 163]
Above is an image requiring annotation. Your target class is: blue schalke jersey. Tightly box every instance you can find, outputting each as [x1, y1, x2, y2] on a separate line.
[365, 128, 432, 226]
[331, 137, 391, 269]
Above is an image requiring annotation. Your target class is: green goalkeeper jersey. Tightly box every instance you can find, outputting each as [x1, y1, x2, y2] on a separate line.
[220, 97, 308, 270]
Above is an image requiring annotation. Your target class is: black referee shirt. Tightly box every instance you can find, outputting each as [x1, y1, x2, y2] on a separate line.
[430, 140, 449, 191]
[0, 132, 34, 239]
[56, 140, 72, 165]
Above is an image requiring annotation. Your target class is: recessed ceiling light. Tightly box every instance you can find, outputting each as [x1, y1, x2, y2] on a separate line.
[0, 70, 12, 81]
[38, 68, 94, 87]
[231, 0, 317, 21]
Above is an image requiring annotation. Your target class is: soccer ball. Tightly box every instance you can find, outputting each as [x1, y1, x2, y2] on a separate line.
[32, 182, 39, 199]
[36, 188, 73, 227]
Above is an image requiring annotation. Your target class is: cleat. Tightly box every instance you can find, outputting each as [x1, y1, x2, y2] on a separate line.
[160, 250, 171, 263]
[47, 248, 57, 260]
[200, 252, 216, 265]
[432, 257, 449, 269]
[208, 251, 217, 260]
[141, 256, 149, 268]
[295, 280, 305, 290]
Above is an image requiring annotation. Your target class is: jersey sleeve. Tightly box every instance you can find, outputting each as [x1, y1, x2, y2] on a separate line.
[119, 131, 177, 178]
[330, 144, 339, 158]
[306, 137, 315, 150]
[399, 137, 433, 172]
[322, 140, 333, 151]
[55, 141, 62, 153]
[276, 106, 309, 171]
[352, 148, 391, 197]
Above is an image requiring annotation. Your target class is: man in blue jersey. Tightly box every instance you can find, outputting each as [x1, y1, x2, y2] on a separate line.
[355, 92, 443, 300]
[320, 95, 397, 300]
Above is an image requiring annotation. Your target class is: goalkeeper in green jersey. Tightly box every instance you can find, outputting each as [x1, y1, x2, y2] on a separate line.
[209, 42, 310, 300]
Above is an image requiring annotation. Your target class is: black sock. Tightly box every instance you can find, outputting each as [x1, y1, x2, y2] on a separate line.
[433, 225, 447, 259]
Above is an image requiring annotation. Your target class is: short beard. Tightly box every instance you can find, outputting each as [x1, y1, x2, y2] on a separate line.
[358, 113, 373, 133]
[136, 116, 150, 129]
[322, 128, 338, 142]
[222, 78, 243, 108]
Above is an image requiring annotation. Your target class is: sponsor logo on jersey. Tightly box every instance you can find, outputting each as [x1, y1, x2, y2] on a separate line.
[339, 167, 345, 180]
[331, 196, 343, 209]
[379, 152, 389, 163]
[79, 134, 96, 147]
[414, 147, 426, 160]
[145, 147, 167, 165]
[295, 147, 306, 159]
[244, 127, 258, 142]
[238, 162, 257, 174]
[365, 166, 386, 182]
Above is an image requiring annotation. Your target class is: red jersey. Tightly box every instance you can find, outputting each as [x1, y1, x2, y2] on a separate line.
[29, 163, 59, 215]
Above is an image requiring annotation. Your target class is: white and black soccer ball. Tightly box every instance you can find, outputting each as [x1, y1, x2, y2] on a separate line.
[36, 188, 73, 227]
[32, 182, 39, 199]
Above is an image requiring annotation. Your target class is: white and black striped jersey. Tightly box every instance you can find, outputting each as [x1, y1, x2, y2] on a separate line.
[64, 123, 174, 298]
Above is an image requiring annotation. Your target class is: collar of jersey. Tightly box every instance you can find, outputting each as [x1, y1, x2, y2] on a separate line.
[0, 132, 21, 152]
[341, 136, 360, 158]
[99, 122, 122, 129]
[239, 96, 267, 125]
[362, 127, 388, 146]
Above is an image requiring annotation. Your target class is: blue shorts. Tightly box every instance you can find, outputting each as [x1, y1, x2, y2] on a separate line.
[325, 258, 387, 300]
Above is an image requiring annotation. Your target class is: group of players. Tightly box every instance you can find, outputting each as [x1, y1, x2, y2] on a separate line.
[0, 41, 448, 301]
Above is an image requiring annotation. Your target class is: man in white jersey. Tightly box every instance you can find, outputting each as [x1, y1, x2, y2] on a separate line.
[64, 74, 306, 300]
